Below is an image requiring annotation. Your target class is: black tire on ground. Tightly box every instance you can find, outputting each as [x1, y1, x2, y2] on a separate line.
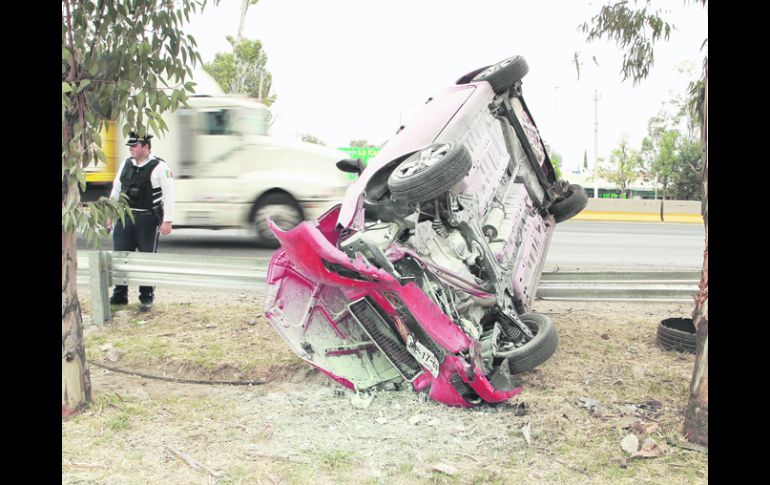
[549, 183, 588, 223]
[471, 55, 529, 94]
[657, 318, 696, 353]
[506, 312, 559, 374]
[251, 192, 303, 249]
[387, 142, 472, 204]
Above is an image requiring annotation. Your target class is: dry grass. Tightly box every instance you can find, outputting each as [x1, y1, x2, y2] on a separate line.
[63, 287, 707, 484]
[83, 295, 305, 382]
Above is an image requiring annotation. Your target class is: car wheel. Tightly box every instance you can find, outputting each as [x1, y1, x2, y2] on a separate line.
[549, 183, 588, 223]
[505, 312, 559, 374]
[387, 142, 472, 204]
[252, 193, 303, 248]
[471, 55, 529, 94]
[657, 317, 696, 353]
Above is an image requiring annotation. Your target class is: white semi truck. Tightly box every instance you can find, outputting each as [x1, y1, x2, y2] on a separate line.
[84, 73, 351, 245]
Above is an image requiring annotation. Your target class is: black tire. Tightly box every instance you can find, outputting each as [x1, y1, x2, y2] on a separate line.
[471, 55, 529, 94]
[251, 193, 303, 248]
[387, 142, 472, 204]
[549, 183, 588, 223]
[657, 318, 696, 353]
[506, 313, 559, 374]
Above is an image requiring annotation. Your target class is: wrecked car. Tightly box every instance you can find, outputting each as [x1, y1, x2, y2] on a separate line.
[264, 55, 588, 407]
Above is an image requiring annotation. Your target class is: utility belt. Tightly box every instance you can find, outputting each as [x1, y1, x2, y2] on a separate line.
[130, 206, 164, 221]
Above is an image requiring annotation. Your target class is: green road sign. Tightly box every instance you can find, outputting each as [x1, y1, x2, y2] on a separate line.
[337, 147, 382, 180]
[338, 147, 382, 165]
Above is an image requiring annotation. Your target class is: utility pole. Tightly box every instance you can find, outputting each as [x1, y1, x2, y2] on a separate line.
[593, 89, 601, 198]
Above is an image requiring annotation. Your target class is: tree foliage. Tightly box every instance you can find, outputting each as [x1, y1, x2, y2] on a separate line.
[349, 139, 372, 148]
[670, 138, 702, 199]
[640, 89, 703, 200]
[595, 135, 642, 196]
[578, 1, 673, 84]
[204, 37, 276, 105]
[301, 134, 327, 146]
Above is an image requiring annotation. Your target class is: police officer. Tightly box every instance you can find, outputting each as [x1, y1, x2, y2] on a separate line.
[108, 132, 175, 311]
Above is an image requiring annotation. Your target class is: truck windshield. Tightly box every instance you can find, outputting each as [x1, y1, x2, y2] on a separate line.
[236, 108, 269, 136]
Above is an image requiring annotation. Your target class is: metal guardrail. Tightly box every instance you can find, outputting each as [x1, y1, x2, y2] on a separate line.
[77, 251, 267, 288]
[77, 250, 701, 325]
[537, 271, 700, 301]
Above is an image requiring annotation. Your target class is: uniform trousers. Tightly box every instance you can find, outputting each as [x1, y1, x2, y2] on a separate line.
[111, 211, 160, 303]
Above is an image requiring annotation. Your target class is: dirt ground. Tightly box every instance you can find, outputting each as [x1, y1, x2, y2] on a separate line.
[63, 285, 707, 484]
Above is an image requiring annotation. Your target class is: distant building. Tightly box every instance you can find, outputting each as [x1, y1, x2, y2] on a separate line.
[565, 172, 661, 200]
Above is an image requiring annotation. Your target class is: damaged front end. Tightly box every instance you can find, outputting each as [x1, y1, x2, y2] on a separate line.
[264, 205, 527, 407]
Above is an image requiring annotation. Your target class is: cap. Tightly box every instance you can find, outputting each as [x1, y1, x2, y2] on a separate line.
[125, 132, 153, 146]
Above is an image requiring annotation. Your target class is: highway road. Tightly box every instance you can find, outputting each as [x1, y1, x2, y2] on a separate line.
[78, 220, 706, 269]
[545, 220, 705, 269]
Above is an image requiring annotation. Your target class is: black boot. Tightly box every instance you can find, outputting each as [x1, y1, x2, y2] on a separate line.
[139, 286, 154, 312]
[110, 285, 128, 305]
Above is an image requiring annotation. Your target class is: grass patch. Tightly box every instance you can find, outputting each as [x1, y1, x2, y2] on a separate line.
[84, 299, 303, 382]
[315, 449, 358, 471]
[69, 294, 706, 485]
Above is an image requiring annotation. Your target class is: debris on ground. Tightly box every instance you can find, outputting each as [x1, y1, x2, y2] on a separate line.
[432, 462, 458, 476]
[522, 421, 532, 446]
[105, 347, 122, 363]
[350, 390, 376, 409]
[620, 433, 640, 455]
[512, 401, 529, 416]
[631, 437, 668, 459]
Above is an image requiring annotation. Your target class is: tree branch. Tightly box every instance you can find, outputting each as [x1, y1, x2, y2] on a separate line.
[63, 0, 79, 82]
[87, 0, 108, 57]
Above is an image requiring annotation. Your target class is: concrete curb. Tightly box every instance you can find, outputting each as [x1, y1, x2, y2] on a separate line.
[573, 211, 703, 224]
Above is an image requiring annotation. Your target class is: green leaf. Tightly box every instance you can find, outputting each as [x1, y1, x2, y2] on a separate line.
[62, 82, 73, 94]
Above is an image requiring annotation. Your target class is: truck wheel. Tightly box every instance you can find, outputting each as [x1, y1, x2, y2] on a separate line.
[252, 193, 303, 248]
[387, 142, 472, 204]
[471, 55, 529, 94]
[549, 184, 588, 223]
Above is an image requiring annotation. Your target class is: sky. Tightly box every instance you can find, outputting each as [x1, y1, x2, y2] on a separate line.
[185, 0, 707, 173]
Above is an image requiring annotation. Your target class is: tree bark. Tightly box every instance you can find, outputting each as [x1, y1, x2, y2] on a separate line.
[684, 61, 707, 446]
[236, 0, 250, 43]
[62, 185, 91, 418]
[659, 197, 665, 222]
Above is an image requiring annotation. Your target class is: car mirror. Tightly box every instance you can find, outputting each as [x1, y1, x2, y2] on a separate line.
[336, 158, 365, 174]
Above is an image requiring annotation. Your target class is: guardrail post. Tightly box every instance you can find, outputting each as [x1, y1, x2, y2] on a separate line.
[89, 251, 111, 325]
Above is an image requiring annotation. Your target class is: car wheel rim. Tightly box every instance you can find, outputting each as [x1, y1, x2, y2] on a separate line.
[396, 144, 450, 178]
[474, 57, 514, 80]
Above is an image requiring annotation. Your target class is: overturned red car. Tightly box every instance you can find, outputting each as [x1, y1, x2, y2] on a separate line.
[264, 55, 587, 407]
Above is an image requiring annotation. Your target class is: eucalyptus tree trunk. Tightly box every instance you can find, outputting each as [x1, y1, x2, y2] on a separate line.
[62, 180, 91, 417]
[236, 0, 250, 43]
[684, 61, 708, 446]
